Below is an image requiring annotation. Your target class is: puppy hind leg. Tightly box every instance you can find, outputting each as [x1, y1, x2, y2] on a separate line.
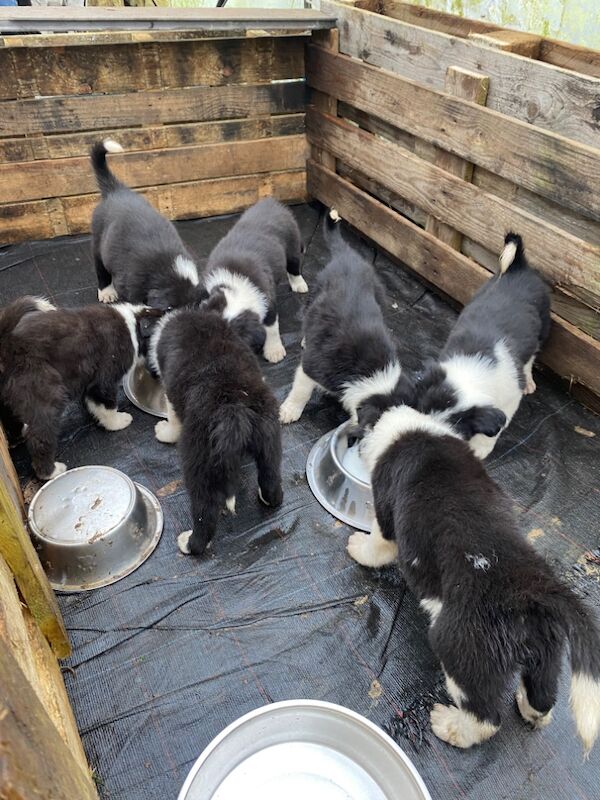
[26, 416, 65, 481]
[252, 417, 283, 508]
[263, 305, 286, 364]
[95, 254, 118, 303]
[178, 499, 221, 557]
[286, 256, 308, 294]
[86, 384, 132, 432]
[155, 398, 182, 444]
[523, 356, 536, 395]
[517, 643, 560, 729]
[347, 518, 398, 568]
[279, 364, 316, 424]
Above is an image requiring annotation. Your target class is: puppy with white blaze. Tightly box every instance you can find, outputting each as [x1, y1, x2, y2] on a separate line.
[149, 308, 283, 556]
[348, 403, 600, 754]
[279, 210, 402, 424]
[415, 232, 551, 459]
[0, 296, 153, 480]
[203, 197, 306, 364]
[90, 140, 205, 308]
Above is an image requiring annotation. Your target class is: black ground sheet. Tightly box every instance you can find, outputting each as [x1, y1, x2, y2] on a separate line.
[1, 204, 599, 800]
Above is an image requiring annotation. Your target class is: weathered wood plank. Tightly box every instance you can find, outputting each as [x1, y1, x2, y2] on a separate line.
[0, 170, 306, 244]
[306, 108, 600, 295]
[0, 114, 305, 163]
[0, 80, 306, 138]
[425, 66, 489, 250]
[310, 27, 340, 171]
[467, 29, 542, 59]
[6, 37, 305, 100]
[338, 162, 427, 226]
[0, 643, 98, 800]
[539, 39, 600, 78]
[316, 0, 600, 149]
[307, 160, 600, 396]
[0, 135, 307, 202]
[306, 45, 600, 222]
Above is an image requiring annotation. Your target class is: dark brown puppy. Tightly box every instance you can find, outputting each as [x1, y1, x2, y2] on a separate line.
[149, 307, 282, 556]
[0, 296, 147, 479]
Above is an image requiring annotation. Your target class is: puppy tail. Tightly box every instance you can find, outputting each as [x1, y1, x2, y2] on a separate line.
[499, 232, 526, 274]
[90, 139, 125, 197]
[209, 404, 255, 465]
[0, 296, 53, 341]
[322, 207, 343, 251]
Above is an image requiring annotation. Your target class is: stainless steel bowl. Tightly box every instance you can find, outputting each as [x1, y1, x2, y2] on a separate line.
[123, 362, 168, 418]
[306, 421, 374, 532]
[178, 700, 431, 800]
[28, 466, 163, 592]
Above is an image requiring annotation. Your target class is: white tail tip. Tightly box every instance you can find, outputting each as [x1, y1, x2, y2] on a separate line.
[34, 297, 56, 312]
[570, 672, 600, 757]
[499, 241, 517, 274]
[103, 138, 124, 154]
[329, 208, 341, 223]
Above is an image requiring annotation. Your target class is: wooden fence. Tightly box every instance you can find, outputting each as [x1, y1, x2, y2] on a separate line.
[308, 0, 600, 409]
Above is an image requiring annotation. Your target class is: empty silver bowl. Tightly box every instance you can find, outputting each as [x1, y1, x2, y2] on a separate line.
[28, 465, 163, 592]
[306, 421, 374, 532]
[178, 700, 431, 800]
[123, 362, 168, 418]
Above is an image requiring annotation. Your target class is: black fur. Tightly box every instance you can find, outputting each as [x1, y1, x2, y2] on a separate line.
[155, 309, 282, 556]
[0, 297, 142, 479]
[90, 141, 206, 308]
[369, 427, 600, 740]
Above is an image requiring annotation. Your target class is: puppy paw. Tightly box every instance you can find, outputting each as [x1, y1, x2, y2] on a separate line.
[264, 341, 286, 364]
[98, 284, 118, 303]
[430, 704, 498, 748]
[155, 419, 180, 444]
[523, 376, 537, 395]
[347, 531, 397, 568]
[516, 681, 552, 729]
[288, 274, 309, 294]
[279, 399, 303, 424]
[40, 461, 67, 481]
[225, 496, 236, 515]
[103, 411, 133, 431]
[177, 530, 192, 555]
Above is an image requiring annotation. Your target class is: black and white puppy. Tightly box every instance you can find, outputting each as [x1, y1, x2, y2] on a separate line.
[414, 233, 551, 458]
[90, 139, 205, 308]
[148, 308, 282, 556]
[0, 296, 150, 479]
[348, 404, 600, 754]
[203, 197, 306, 364]
[279, 211, 401, 424]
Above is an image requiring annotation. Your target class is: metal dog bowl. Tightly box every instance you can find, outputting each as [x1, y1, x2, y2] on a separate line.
[306, 421, 374, 532]
[28, 466, 163, 592]
[123, 362, 168, 418]
[178, 700, 431, 800]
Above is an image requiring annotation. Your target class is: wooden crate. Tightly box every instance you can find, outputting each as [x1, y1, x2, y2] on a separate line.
[0, 22, 319, 244]
[308, 0, 600, 409]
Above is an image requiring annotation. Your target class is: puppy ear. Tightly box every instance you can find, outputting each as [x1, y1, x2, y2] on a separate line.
[448, 405, 506, 439]
[353, 397, 387, 440]
[229, 312, 266, 354]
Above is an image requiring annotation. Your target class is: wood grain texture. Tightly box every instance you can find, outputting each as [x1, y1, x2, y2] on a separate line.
[0, 643, 98, 800]
[310, 27, 340, 171]
[306, 108, 600, 295]
[316, 0, 600, 150]
[425, 66, 489, 250]
[0, 80, 306, 137]
[306, 45, 600, 222]
[307, 160, 600, 395]
[0, 135, 307, 202]
[0, 170, 306, 244]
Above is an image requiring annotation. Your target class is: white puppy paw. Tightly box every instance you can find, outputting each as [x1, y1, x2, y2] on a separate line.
[347, 531, 398, 568]
[177, 530, 192, 555]
[102, 411, 133, 431]
[430, 704, 498, 748]
[155, 419, 180, 444]
[288, 274, 309, 294]
[225, 495, 236, 514]
[264, 341, 286, 364]
[300, 336, 306, 349]
[523, 376, 537, 395]
[98, 284, 118, 303]
[279, 399, 303, 424]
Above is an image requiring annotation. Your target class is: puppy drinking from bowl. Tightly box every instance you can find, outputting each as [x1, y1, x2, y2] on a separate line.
[148, 307, 283, 556]
[90, 140, 205, 309]
[203, 197, 306, 364]
[348, 402, 600, 754]
[0, 296, 155, 480]
[413, 233, 551, 459]
[280, 210, 403, 424]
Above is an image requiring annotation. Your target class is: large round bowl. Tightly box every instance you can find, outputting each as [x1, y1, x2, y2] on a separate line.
[123, 362, 168, 418]
[306, 421, 374, 532]
[178, 700, 431, 800]
[28, 465, 163, 592]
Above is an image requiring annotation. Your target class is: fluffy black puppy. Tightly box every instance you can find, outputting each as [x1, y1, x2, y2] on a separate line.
[412, 233, 551, 459]
[0, 296, 150, 479]
[279, 211, 402, 424]
[203, 197, 306, 364]
[150, 308, 282, 556]
[348, 404, 600, 754]
[90, 139, 205, 308]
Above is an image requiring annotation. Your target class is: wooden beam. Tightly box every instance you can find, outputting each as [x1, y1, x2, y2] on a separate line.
[305, 45, 600, 222]
[306, 108, 600, 296]
[0, 135, 308, 202]
[467, 29, 542, 59]
[309, 27, 340, 171]
[424, 66, 489, 250]
[316, 0, 600, 150]
[306, 160, 600, 396]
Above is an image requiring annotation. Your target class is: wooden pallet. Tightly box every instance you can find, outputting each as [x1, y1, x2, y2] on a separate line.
[309, 1, 600, 409]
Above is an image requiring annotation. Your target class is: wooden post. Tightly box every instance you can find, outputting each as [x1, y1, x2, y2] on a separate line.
[424, 66, 489, 251]
[468, 29, 542, 59]
[309, 27, 340, 172]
